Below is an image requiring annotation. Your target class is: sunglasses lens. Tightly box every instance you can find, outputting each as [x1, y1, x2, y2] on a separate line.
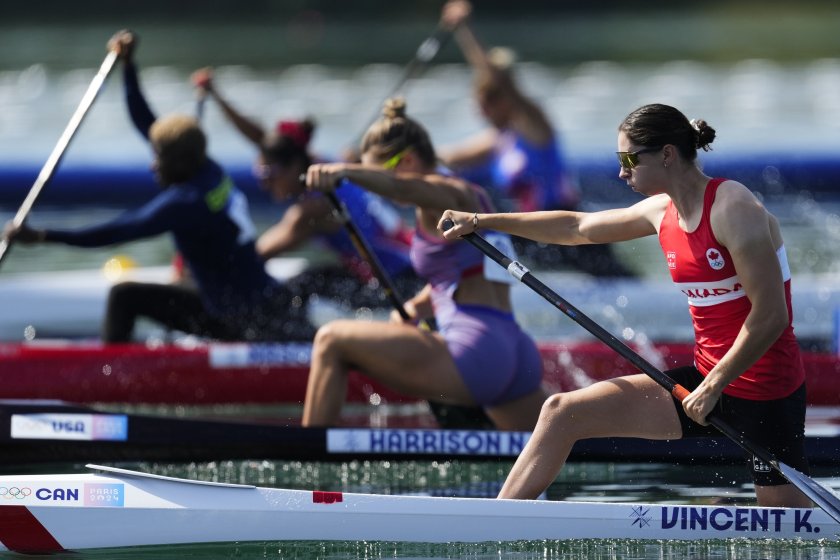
[616, 152, 637, 169]
[383, 153, 402, 170]
[382, 147, 411, 170]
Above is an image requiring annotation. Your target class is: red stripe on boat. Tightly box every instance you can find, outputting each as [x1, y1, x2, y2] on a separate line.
[312, 491, 343, 504]
[0, 505, 64, 553]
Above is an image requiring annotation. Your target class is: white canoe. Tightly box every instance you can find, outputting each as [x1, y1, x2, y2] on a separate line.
[2, 260, 840, 345]
[0, 464, 836, 553]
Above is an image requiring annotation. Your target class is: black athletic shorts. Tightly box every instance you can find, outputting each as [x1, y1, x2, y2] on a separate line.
[667, 366, 809, 486]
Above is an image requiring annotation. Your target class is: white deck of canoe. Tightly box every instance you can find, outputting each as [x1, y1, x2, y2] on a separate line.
[1, 257, 839, 346]
[0, 464, 836, 551]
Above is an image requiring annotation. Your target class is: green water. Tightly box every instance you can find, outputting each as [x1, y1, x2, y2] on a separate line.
[26, 539, 840, 560]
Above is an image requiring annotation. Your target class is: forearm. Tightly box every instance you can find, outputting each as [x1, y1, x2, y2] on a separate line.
[342, 168, 459, 209]
[474, 211, 588, 245]
[452, 23, 490, 72]
[209, 90, 265, 146]
[256, 222, 306, 259]
[440, 130, 496, 169]
[703, 308, 789, 393]
[44, 227, 120, 248]
[123, 62, 156, 139]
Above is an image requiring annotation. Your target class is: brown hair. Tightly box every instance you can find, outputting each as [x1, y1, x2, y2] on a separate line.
[618, 103, 716, 161]
[149, 114, 207, 182]
[360, 98, 436, 167]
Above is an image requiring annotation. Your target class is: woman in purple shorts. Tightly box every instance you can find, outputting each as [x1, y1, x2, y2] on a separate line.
[301, 97, 547, 430]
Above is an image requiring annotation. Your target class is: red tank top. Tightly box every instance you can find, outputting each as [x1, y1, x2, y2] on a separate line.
[658, 178, 804, 400]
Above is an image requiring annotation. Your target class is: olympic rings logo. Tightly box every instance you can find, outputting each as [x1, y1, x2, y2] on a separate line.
[0, 486, 32, 500]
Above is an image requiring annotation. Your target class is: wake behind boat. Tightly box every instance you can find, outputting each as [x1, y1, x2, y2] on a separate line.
[0, 464, 835, 553]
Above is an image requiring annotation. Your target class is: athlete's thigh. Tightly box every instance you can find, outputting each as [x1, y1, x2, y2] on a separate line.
[320, 319, 473, 402]
[561, 374, 682, 440]
[126, 283, 211, 331]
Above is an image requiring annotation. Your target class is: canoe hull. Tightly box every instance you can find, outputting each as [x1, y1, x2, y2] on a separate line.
[3, 400, 840, 466]
[0, 467, 835, 553]
[2, 340, 839, 405]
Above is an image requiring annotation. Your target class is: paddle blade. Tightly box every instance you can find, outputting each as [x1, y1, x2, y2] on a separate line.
[778, 461, 840, 524]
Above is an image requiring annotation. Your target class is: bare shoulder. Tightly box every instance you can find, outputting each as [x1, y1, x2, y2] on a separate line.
[711, 180, 774, 245]
[627, 193, 670, 223]
[712, 179, 767, 219]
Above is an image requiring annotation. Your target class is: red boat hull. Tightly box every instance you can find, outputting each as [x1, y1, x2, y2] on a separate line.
[1, 341, 838, 406]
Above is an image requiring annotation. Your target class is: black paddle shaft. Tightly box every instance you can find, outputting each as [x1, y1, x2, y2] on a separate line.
[351, 26, 451, 148]
[326, 192, 492, 430]
[326, 192, 412, 322]
[443, 219, 840, 522]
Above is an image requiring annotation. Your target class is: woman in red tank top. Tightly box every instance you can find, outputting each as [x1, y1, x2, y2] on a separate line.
[440, 103, 810, 509]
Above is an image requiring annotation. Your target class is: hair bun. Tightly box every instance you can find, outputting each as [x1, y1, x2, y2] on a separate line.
[382, 97, 407, 120]
[689, 118, 716, 152]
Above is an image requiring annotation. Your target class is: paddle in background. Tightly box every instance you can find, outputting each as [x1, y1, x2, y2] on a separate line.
[326, 189, 492, 429]
[325, 23, 491, 429]
[0, 49, 119, 270]
[193, 68, 209, 122]
[347, 24, 452, 153]
[441, 218, 840, 524]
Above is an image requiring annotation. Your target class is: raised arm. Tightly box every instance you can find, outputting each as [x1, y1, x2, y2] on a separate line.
[440, 0, 553, 146]
[440, 0, 488, 72]
[108, 30, 156, 139]
[192, 67, 266, 147]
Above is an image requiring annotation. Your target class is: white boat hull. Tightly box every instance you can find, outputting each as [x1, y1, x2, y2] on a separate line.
[3, 261, 840, 345]
[0, 465, 836, 553]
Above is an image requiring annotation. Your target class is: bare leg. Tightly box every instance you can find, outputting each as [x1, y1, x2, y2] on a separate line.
[755, 484, 813, 508]
[497, 374, 682, 499]
[302, 324, 350, 426]
[302, 319, 475, 427]
[485, 388, 548, 431]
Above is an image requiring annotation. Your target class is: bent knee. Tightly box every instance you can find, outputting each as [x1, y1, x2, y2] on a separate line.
[108, 281, 141, 300]
[539, 392, 577, 425]
[312, 319, 356, 351]
[541, 392, 565, 413]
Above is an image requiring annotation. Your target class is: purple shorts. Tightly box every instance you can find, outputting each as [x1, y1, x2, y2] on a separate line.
[441, 304, 542, 406]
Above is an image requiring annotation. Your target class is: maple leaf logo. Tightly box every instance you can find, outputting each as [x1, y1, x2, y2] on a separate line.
[706, 247, 725, 270]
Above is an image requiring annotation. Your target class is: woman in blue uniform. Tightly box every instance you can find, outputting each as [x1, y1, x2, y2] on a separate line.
[3, 30, 312, 343]
[191, 68, 421, 312]
[439, 0, 634, 276]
